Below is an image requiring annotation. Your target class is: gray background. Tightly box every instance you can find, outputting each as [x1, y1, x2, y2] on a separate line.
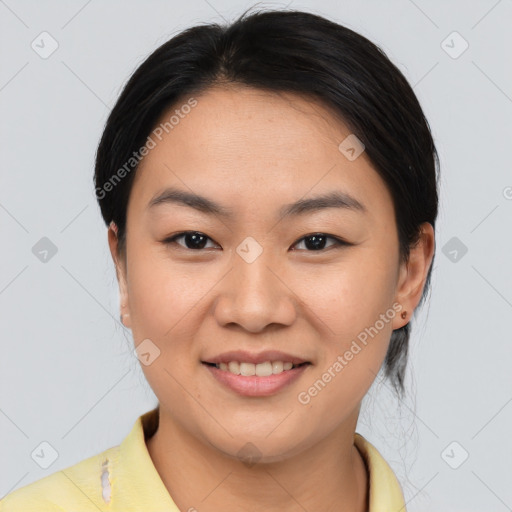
[1, 0, 511, 510]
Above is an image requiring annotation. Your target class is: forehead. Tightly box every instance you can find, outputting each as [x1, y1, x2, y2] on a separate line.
[129, 85, 393, 221]
[158, 85, 352, 156]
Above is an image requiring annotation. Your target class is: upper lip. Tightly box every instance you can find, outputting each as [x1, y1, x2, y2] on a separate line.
[202, 350, 310, 365]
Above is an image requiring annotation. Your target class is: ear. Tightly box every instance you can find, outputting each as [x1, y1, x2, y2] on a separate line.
[108, 221, 132, 328]
[392, 222, 435, 329]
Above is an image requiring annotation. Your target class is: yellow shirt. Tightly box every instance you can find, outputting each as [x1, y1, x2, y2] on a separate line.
[0, 408, 407, 511]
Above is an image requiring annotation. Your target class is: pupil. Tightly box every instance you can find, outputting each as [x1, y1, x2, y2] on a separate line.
[305, 234, 326, 250]
[186, 232, 207, 249]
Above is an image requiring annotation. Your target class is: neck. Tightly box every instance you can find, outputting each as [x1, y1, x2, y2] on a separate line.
[146, 408, 369, 512]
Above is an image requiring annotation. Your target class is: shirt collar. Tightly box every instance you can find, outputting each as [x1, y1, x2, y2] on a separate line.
[114, 406, 179, 509]
[354, 432, 407, 511]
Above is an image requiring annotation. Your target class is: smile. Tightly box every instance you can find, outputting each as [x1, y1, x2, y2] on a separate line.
[202, 361, 311, 397]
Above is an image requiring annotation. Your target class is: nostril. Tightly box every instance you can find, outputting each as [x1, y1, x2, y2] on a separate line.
[101, 458, 111, 503]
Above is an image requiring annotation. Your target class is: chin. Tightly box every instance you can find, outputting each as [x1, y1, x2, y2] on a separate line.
[203, 429, 313, 466]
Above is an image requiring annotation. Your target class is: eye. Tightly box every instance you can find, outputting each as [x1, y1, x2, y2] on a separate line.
[163, 231, 219, 250]
[163, 231, 350, 252]
[291, 233, 349, 251]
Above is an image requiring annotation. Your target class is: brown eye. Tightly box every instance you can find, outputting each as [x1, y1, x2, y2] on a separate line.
[164, 231, 217, 250]
[292, 233, 349, 251]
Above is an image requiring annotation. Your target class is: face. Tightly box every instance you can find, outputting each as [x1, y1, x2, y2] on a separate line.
[109, 85, 433, 462]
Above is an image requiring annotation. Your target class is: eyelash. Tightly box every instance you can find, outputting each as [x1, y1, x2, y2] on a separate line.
[162, 231, 351, 252]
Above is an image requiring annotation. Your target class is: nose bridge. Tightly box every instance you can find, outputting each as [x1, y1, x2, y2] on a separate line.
[215, 236, 295, 331]
[234, 236, 281, 304]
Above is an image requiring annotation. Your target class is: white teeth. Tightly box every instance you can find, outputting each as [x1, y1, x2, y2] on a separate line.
[227, 361, 240, 374]
[240, 362, 255, 376]
[214, 360, 302, 376]
[255, 361, 273, 377]
[272, 361, 284, 373]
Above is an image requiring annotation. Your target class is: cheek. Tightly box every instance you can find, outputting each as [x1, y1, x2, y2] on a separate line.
[295, 310, 396, 433]
[125, 249, 208, 418]
[126, 244, 210, 340]
[299, 249, 398, 401]
[298, 250, 398, 341]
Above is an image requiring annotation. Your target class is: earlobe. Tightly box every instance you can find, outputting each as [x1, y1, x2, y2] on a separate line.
[120, 307, 131, 328]
[392, 222, 435, 330]
[118, 280, 131, 329]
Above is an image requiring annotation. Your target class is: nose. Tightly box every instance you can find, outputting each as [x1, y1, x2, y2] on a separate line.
[213, 247, 297, 333]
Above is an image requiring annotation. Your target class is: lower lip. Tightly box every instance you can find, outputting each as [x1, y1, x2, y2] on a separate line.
[203, 363, 310, 397]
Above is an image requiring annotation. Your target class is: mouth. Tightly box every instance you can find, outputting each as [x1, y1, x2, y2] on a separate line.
[201, 351, 312, 397]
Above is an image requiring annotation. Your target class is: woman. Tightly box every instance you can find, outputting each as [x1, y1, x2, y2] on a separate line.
[1, 7, 438, 511]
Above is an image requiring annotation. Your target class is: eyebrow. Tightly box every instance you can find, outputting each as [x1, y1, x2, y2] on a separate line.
[147, 186, 367, 219]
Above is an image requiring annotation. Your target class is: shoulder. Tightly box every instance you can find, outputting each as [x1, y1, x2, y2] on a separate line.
[0, 444, 120, 512]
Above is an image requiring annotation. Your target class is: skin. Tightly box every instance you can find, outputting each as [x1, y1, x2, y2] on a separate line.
[108, 84, 435, 512]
